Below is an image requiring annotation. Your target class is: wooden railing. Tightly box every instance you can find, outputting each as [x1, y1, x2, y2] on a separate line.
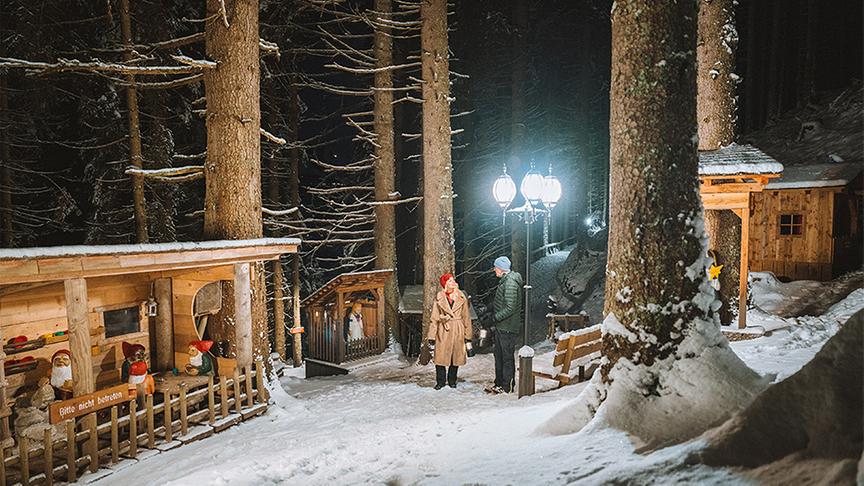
[345, 335, 385, 362]
[0, 361, 269, 486]
[308, 312, 385, 365]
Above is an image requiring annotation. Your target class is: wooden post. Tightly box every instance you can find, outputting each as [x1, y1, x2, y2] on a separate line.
[518, 353, 535, 398]
[110, 406, 119, 464]
[233, 263, 253, 368]
[0, 445, 5, 486]
[255, 359, 267, 404]
[335, 291, 345, 364]
[208, 376, 216, 424]
[376, 287, 386, 352]
[163, 391, 172, 442]
[232, 369, 242, 413]
[272, 259, 286, 360]
[66, 420, 76, 483]
[87, 413, 98, 473]
[291, 255, 303, 366]
[44, 426, 53, 486]
[19, 434, 28, 486]
[738, 201, 750, 329]
[154, 278, 174, 371]
[146, 394, 155, 448]
[128, 399, 137, 458]
[219, 377, 229, 418]
[64, 278, 94, 396]
[179, 384, 188, 436]
[244, 367, 254, 407]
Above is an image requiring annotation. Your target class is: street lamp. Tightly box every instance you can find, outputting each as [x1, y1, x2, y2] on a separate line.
[492, 161, 562, 345]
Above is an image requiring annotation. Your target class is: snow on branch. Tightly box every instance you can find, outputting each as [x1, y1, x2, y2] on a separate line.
[310, 158, 373, 172]
[125, 165, 204, 183]
[0, 57, 207, 76]
[260, 128, 287, 145]
[365, 196, 423, 206]
[305, 185, 374, 195]
[170, 55, 217, 69]
[260, 39, 280, 58]
[325, 61, 421, 74]
[262, 207, 299, 216]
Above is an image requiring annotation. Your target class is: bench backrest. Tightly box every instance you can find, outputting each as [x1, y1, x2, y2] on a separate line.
[553, 324, 601, 368]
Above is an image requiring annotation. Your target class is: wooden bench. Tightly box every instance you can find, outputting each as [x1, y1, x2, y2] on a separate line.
[533, 324, 601, 387]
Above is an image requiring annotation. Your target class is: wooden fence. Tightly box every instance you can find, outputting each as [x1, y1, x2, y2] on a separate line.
[0, 361, 269, 486]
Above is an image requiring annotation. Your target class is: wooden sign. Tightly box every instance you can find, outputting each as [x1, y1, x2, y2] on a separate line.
[289, 326, 305, 335]
[49, 383, 129, 424]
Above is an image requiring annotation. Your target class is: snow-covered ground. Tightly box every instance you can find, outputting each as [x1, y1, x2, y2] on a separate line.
[98, 277, 864, 486]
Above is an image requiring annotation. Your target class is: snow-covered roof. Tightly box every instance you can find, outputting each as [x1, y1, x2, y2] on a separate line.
[765, 163, 862, 190]
[398, 285, 478, 320]
[301, 269, 393, 307]
[698, 144, 784, 176]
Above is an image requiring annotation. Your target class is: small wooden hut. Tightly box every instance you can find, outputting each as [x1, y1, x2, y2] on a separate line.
[302, 270, 392, 373]
[0, 238, 298, 484]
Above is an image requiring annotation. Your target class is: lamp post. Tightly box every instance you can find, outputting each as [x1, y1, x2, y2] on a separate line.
[492, 162, 562, 345]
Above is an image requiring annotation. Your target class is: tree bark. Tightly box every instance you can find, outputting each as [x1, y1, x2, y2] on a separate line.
[287, 79, 303, 367]
[202, 0, 268, 364]
[697, 0, 741, 326]
[119, 0, 148, 243]
[0, 76, 11, 247]
[372, 0, 400, 347]
[419, 0, 455, 351]
[697, 0, 737, 150]
[509, 0, 528, 278]
[603, 0, 704, 378]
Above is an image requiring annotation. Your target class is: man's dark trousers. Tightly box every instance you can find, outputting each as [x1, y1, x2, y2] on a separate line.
[494, 330, 518, 392]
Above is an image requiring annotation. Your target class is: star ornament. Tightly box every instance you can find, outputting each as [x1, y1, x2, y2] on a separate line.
[708, 263, 723, 280]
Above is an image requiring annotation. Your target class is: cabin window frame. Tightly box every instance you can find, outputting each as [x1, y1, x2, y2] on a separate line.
[778, 213, 804, 237]
[95, 302, 148, 344]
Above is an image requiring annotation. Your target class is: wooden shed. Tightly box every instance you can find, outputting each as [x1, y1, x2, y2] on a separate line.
[749, 162, 863, 281]
[0, 238, 298, 484]
[301, 270, 392, 370]
[698, 144, 784, 328]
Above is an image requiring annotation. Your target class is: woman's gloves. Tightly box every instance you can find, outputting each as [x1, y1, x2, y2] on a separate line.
[427, 339, 435, 351]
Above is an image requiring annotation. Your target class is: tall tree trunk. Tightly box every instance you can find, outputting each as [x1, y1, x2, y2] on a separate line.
[603, 0, 704, 378]
[202, 0, 268, 365]
[119, 0, 148, 243]
[509, 0, 528, 278]
[419, 0, 454, 350]
[795, 0, 816, 107]
[765, 0, 784, 120]
[287, 79, 303, 367]
[0, 76, 11, 247]
[372, 0, 400, 347]
[698, 0, 741, 326]
[743, 0, 761, 132]
[267, 109, 286, 360]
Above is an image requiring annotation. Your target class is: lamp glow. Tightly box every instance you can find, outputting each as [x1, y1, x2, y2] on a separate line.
[520, 166, 545, 204]
[541, 167, 562, 209]
[492, 168, 517, 209]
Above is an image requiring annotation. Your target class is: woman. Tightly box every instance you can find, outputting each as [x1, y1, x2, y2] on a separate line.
[345, 302, 365, 341]
[427, 273, 473, 389]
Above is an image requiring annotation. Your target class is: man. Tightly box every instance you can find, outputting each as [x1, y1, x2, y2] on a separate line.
[489, 256, 523, 394]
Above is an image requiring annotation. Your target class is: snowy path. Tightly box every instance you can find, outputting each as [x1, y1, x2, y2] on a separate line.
[98, 286, 864, 485]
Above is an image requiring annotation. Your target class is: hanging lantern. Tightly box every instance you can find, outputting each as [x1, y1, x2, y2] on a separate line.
[492, 166, 517, 210]
[520, 164, 545, 204]
[541, 165, 562, 210]
[146, 297, 158, 317]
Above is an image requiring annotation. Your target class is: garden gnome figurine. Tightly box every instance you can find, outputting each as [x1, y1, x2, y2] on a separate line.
[122, 342, 155, 396]
[185, 340, 214, 376]
[49, 349, 73, 400]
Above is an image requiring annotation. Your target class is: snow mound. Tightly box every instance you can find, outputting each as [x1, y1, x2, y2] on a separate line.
[539, 314, 769, 449]
[696, 309, 863, 485]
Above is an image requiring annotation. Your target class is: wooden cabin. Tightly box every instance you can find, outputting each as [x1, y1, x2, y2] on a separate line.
[0, 238, 298, 484]
[302, 270, 392, 375]
[749, 163, 863, 281]
[397, 285, 479, 357]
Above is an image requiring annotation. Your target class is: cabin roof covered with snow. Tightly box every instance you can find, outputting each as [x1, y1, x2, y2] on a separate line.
[398, 284, 479, 320]
[765, 162, 863, 190]
[301, 269, 393, 308]
[0, 237, 300, 285]
[698, 144, 785, 176]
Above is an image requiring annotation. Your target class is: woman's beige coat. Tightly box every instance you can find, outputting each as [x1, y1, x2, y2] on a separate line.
[426, 290, 473, 366]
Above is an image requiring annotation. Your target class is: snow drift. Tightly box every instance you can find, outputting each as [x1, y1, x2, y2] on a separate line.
[695, 309, 863, 485]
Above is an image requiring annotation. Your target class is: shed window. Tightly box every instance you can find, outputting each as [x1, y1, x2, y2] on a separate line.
[104, 306, 141, 338]
[779, 214, 803, 236]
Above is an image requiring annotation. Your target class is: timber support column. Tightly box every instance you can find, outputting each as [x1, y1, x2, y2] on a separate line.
[154, 278, 174, 371]
[233, 263, 253, 367]
[64, 278, 94, 395]
[738, 200, 750, 329]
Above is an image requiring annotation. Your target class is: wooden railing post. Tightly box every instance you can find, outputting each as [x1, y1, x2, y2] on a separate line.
[517, 347, 535, 399]
[146, 394, 155, 448]
[110, 406, 119, 463]
[219, 377, 229, 418]
[43, 427, 53, 486]
[66, 420, 76, 483]
[244, 367, 254, 407]
[255, 360, 267, 403]
[208, 376, 216, 425]
[179, 384, 188, 436]
[0, 445, 5, 486]
[163, 391, 172, 442]
[87, 413, 98, 473]
[128, 399, 137, 458]
[18, 434, 29, 486]
[232, 369, 242, 413]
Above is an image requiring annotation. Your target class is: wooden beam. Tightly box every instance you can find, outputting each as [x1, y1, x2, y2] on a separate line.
[64, 278, 94, 395]
[335, 291, 345, 364]
[701, 192, 750, 210]
[154, 278, 174, 371]
[233, 263, 253, 367]
[738, 200, 750, 329]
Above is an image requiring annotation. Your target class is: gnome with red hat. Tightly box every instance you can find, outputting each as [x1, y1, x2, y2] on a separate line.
[122, 342, 155, 397]
[185, 340, 214, 376]
[49, 349, 74, 400]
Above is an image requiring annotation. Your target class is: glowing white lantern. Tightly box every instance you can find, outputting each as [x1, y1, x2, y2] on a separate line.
[492, 168, 517, 209]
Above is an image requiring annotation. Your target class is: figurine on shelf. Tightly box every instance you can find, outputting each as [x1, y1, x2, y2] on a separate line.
[185, 340, 214, 376]
[49, 349, 74, 400]
[121, 342, 155, 396]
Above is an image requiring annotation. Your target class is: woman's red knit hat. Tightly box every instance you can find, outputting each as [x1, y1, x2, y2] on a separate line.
[439, 273, 454, 288]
